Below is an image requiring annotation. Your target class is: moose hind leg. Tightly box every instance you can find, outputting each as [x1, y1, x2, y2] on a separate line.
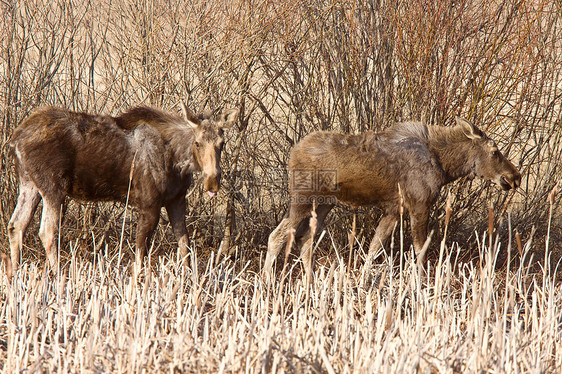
[263, 201, 313, 278]
[8, 181, 41, 275]
[299, 203, 334, 281]
[264, 218, 292, 277]
[39, 197, 64, 272]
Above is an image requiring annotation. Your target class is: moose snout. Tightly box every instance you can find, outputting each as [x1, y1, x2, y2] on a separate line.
[500, 170, 521, 191]
[203, 171, 221, 197]
[513, 172, 521, 189]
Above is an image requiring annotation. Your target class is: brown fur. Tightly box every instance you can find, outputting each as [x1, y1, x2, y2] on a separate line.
[8, 105, 238, 277]
[264, 118, 521, 280]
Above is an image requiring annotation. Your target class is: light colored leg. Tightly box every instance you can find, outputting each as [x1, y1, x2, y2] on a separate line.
[367, 214, 399, 258]
[39, 198, 62, 272]
[264, 218, 291, 277]
[8, 181, 41, 276]
[298, 203, 334, 283]
[264, 201, 318, 281]
[177, 236, 189, 259]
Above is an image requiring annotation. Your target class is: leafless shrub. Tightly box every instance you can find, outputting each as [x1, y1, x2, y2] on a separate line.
[0, 0, 560, 268]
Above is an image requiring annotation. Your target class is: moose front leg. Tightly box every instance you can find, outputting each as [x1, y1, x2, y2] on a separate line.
[165, 195, 189, 259]
[367, 213, 399, 257]
[362, 212, 398, 286]
[135, 206, 161, 268]
[409, 207, 431, 265]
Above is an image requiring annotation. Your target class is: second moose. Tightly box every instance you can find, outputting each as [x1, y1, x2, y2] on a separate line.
[264, 117, 521, 280]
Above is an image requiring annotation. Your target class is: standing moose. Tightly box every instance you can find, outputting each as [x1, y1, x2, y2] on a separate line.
[7, 103, 239, 277]
[264, 117, 521, 280]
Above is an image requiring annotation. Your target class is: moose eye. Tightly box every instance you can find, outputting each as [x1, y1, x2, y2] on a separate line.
[194, 141, 200, 148]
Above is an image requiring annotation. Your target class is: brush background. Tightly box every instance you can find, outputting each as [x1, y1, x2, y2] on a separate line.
[1, 0, 560, 268]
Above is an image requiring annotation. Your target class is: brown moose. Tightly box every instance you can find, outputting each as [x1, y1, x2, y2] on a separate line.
[7, 104, 239, 277]
[264, 117, 521, 280]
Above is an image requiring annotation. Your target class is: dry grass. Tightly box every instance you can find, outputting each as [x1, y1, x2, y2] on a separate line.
[1, 227, 561, 373]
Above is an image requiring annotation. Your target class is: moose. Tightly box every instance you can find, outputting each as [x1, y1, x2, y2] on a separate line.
[7, 103, 239, 277]
[264, 117, 521, 280]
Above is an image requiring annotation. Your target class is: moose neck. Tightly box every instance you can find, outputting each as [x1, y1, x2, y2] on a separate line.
[161, 126, 199, 175]
[427, 126, 475, 184]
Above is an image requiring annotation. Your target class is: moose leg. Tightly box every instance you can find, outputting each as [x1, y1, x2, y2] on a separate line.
[362, 213, 398, 285]
[38, 197, 64, 272]
[264, 218, 291, 275]
[263, 201, 312, 279]
[367, 213, 399, 257]
[409, 207, 430, 264]
[135, 206, 161, 268]
[299, 203, 334, 282]
[165, 196, 188, 259]
[8, 180, 41, 276]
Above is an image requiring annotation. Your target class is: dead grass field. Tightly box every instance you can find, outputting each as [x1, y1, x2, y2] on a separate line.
[1, 229, 561, 373]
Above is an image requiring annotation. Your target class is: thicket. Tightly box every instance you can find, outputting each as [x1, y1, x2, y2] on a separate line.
[0, 0, 560, 268]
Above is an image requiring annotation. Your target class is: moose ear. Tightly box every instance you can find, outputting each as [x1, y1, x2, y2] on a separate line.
[218, 108, 239, 129]
[179, 101, 200, 128]
[456, 116, 482, 140]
